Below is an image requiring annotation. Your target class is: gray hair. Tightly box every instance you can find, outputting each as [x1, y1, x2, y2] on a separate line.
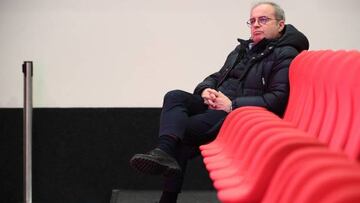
[251, 1, 285, 21]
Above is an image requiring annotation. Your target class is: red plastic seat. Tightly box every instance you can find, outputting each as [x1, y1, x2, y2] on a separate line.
[293, 167, 360, 203]
[207, 119, 295, 177]
[282, 51, 327, 126]
[200, 50, 360, 203]
[200, 107, 267, 153]
[262, 148, 347, 203]
[216, 131, 322, 203]
[203, 110, 283, 167]
[201, 107, 274, 159]
[262, 148, 360, 203]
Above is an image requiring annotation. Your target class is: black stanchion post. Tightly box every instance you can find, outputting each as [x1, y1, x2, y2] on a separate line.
[23, 61, 33, 203]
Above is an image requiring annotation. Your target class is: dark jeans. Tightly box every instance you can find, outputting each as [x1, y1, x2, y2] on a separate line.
[159, 90, 228, 193]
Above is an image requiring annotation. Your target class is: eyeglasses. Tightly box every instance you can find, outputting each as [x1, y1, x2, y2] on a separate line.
[246, 16, 278, 27]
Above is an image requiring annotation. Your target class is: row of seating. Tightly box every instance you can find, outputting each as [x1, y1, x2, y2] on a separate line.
[200, 50, 360, 203]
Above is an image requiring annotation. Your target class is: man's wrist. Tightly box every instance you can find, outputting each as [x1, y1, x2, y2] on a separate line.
[228, 101, 233, 113]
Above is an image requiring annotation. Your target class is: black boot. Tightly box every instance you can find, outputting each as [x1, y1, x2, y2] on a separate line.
[130, 148, 181, 177]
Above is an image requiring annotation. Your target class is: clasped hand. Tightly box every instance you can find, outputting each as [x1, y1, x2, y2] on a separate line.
[201, 88, 232, 113]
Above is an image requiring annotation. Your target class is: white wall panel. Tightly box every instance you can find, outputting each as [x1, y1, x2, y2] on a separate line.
[0, 0, 359, 107]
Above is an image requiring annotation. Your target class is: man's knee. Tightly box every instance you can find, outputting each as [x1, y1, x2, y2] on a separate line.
[163, 89, 190, 103]
[183, 112, 226, 145]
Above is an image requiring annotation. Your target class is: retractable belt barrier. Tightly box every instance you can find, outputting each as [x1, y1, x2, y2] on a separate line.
[23, 61, 33, 203]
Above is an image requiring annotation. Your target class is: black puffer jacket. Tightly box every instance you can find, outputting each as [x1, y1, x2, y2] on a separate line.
[193, 24, 309, 116]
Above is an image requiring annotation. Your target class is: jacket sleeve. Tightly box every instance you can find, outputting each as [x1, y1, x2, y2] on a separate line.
[193, 71, 221, 95]
[193, 46, 240, 95]
[231, 47, 299, 116]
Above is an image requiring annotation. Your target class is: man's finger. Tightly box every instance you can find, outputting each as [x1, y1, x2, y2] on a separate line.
[208, 89, 221, 97]
[210, 93, 217, 99]
[207, 99, 216, 106]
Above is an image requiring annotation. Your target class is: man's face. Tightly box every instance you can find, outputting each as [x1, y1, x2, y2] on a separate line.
[249, 4, 285, 44]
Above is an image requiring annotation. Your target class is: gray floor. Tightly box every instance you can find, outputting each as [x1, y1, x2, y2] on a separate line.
[111, 190, 220, 203]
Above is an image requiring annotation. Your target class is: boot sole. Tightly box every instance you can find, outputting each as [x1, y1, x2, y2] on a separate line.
[130, 154, 181, 177]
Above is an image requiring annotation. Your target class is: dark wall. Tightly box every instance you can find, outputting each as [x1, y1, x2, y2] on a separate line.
[0, 108, 214, 203]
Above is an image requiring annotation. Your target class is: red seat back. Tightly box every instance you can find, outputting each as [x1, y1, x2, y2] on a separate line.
[283, 50, 360, 160]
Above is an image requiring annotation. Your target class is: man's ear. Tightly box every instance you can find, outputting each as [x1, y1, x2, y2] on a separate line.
[278, 20, 285, 32]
